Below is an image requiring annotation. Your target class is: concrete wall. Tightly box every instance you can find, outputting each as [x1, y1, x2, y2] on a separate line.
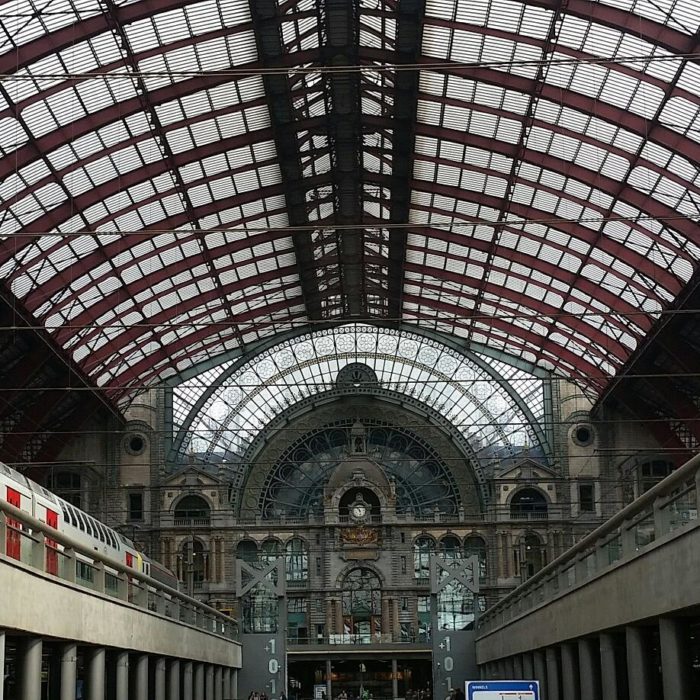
[476, 520, 700, 663]
[0, 556, 241, 668]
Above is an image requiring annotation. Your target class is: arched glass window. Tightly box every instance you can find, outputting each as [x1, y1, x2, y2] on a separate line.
[174, 495, 210, 524]
[464, 535, 487, 581]
[520, 533, 546, 579]
[261, 539, 281, 567]
[510, 489, 548, 519]
[341, 568, 382, 643]
[236, 539, 258, 564]
[286, 538, 308, 582]
[439, 535, 462, 560]
[414, 536, 436, 579]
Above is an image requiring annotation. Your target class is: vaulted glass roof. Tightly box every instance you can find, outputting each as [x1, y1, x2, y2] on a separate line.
[0, 0, 699, 402]
[171, 323, 548, 469]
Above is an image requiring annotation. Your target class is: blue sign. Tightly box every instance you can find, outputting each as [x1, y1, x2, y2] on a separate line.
[466, 681, 540, 700]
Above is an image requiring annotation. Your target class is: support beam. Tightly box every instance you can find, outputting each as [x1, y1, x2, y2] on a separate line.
[87, 647, 105, 700]
[545, 647, 560, 700]
[115, 651, 129, 700]
[626, 627, 652, 700]
[659, 618, 692, 700]
[560, 643, 579, 700]
[169, 660, 181, 700]
[578, 638, 599, 700]
[599, 634, 619, 700]
[20, 637, 42, 700]
[134, 655, 149, 700]
[183, 661, 194, 700]
[155, 657, 166, 700]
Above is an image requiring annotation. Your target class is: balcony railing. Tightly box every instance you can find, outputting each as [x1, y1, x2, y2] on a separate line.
[0, 500, 238, 641]
[173, 517, 211, 527]
[288, 632, 431, 646]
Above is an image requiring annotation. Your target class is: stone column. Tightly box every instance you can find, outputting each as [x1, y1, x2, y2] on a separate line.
[214, 666, 223, 700]
[169, 660, 181, 700]
[578, 638, 598, 700]
[334, 600, 344, 635]
[326, 658, 333, 700]
[533, 651, 547, 691]
[522, 653, 534, 679]
[20, 637, 42, 700]
[222, 669, 231, 700]
[0, 630, 5, 700]
[231, 669, 238, 700]
[545, 647, 560, 700]
[626, 627, 652, 700]
[87, 647, 106, 700]
[392, 659, 398, 699]
[659, 618, 692, 700]
[194, 663, 205, 700]
[599, 634, 618, 700]
[205, 665, 214, 700]
[560, 643, 579, 700]
[513, 655, 523, 679]
[155, 657, 166, 700]
[115, 652, 129, 700]
[381, 598, 391, 636]
[60, 643, 78, 700]
[134, 655, 149, 700]
[392, 599, 400, 639]
[183, 661, 194, 700]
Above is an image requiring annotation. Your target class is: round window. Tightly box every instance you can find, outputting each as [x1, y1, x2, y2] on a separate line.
[572, 424, 594, 447]
[124, 433, 147, 455]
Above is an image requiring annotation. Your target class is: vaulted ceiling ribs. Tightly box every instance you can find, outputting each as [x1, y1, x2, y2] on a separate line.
[322, 0, 365, 317]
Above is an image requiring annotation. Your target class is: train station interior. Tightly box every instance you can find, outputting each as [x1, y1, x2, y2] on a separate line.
[1, 0, 700, 699]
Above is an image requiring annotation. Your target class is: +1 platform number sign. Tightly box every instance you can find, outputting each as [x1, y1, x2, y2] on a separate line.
[466, 681, 540, 700]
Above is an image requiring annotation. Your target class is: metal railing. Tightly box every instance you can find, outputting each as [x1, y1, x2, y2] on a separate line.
[0, 499, 239, 641]
[288, 632, 431, 646]
[477, 452, 700, 637]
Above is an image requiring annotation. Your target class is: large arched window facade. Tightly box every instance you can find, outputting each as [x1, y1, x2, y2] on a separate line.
[414, 536, 436, 580]
[236, 539, 279, 633]
[341, 568, 382, 643]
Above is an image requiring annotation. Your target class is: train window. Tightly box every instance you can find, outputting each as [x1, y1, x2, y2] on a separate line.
[76, 510, 87, 532]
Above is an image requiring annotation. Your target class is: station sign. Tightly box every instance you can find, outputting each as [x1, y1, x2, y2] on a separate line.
[466, 680, 540, 700]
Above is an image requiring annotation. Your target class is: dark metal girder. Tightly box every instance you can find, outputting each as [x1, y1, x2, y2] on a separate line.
[322, 0, 365, 317]
[248, 0, 323, 320]
[387, 0, 426, 320]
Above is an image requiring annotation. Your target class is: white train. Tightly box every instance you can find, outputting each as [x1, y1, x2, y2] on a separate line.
[0, 461, 178, 590]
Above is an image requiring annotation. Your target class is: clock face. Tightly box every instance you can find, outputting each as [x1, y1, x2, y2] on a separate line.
[351, 503, 368, 520]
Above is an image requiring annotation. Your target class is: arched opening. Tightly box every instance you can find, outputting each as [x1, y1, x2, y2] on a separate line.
[413, 536, 436, 580]
[179, 539, 208, 590]
[341, 568, 382, 643]
[338, 487, 381, 520]
[519, 533, 546, 580]
[510, 488, 548, 519]
[286, 538, 308, 582]
[236, 539, 258, 564]
[439, 535, 462, 560]
[174, 495, 211, 525]
[464, 535, 487, 582]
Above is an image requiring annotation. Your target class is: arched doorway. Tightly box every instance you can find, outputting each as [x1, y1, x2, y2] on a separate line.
[341, 568, 382, 643]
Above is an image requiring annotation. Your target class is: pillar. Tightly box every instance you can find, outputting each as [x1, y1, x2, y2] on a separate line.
[599, 634, 618, 700]
[326, 659, 332, 700]
[223, 668, 231, 700]
[533, 651, 547, 691]
[0, 630, 5, 700]
[194, 663, 205, 700]
[215, 666, 223, 700]
[205, 665, 214, 699]
[115, 652, 129, 700]
[20, 637, 42, 700]
[626, 627, 652, 700]
[134, 655, 149, 700]
[522, 653, 534, 679]
[87, 647, 105, 700]
[545, 647, 560, 700]
[659, 618, 692, 700]
[155, 657, 166, 700]
[169, 660, 181, 700]
[513, 655, 523, 679]
[392, 659, 398, 699]
[231, 669, 238, 700]
[183, 661, 194, 700]
[578, 639, 598, 700]
[560, 643, 579, 700]
[59, 643, 78, 700]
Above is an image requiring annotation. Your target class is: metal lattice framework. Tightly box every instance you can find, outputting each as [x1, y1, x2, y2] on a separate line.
[1, 0, 700, 402]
